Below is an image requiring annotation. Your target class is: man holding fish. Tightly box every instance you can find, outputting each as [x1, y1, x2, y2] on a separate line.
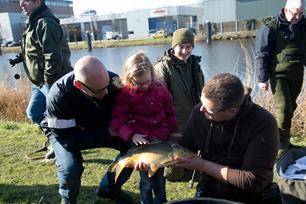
[136, 73, 280, 204]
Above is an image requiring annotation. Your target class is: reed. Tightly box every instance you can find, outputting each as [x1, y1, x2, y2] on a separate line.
[0, 78, 30, 122]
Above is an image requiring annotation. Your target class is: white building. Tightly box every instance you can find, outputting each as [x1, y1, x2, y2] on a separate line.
[60, 6, 203, 41]
[203, 0, 285, 23]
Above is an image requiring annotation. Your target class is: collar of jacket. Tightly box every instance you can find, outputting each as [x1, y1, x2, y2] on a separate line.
[202, 87, 252, 159]
[278, 8, 290, 26]
[29, 4, 48, 24]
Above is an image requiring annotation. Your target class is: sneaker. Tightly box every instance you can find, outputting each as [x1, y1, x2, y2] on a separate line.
[45, 149, 55, 159]
[60, 198, 76, 204]
[45, 146, 55, 159]
[96, 187, 133, 204]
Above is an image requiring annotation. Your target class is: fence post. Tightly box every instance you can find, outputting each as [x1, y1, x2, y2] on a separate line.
[86, 31, 92, 52]
[206, 21, 212, 45]
[220, 21, 223, 34]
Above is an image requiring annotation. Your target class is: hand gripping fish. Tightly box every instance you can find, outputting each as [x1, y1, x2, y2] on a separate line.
[108, 141, 195, 183]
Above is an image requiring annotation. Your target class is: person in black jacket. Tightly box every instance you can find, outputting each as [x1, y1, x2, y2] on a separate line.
[44, 56, 133, 204]
[255, 0, 305, 149]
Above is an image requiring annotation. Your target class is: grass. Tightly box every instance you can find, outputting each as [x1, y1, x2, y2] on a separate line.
[0, 121, 196, 204]
[1, 38, 173, 52]
[0, 121, 305, 204]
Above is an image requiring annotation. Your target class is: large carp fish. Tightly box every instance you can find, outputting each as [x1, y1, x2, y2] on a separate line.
[108, 141, 194, 183]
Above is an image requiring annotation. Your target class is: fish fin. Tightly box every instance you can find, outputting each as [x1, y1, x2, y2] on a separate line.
[161, 160, 178, 167]
[148, 163, 159, 177]
[114, 160, 129, 183]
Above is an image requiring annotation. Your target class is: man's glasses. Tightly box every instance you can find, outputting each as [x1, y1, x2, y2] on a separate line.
[286, 9, 304, 18]
[201, 105, 223, 116]
[76, 81, 108, 96]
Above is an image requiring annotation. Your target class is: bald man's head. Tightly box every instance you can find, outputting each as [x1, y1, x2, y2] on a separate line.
[74, 56, 109, 99]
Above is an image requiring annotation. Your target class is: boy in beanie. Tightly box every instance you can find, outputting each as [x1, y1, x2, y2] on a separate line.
[172, 28, 195, 48]
[154, 28, 204, 181]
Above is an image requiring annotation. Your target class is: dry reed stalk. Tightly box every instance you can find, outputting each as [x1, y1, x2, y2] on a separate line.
[0, 79, 30, 122]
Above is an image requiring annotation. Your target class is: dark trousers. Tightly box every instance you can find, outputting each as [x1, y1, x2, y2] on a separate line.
[139, 168, 166, 204]
[49, 127, 133, 202]
[270, 76, 303, 146]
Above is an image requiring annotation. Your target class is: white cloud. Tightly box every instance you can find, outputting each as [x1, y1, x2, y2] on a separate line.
[73, 0, 202, 16]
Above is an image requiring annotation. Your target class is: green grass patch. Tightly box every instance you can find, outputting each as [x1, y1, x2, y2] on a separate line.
[0, 121, 196, 204]
[1, 121, 305, 203]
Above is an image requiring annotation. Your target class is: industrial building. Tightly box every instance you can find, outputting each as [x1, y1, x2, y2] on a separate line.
[60, 6, 203, 41]
[202, 0, 284, 23]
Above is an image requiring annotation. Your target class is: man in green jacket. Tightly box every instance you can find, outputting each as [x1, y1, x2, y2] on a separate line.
[154, 28, 204, 181]
[255, 0, 305, 149]
[10, 0, 72, 158]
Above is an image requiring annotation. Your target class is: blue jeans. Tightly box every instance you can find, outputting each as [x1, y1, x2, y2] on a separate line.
[49, 128, 132, 202]
[139, 168, 166, 204]
[26, 84, 50, 125]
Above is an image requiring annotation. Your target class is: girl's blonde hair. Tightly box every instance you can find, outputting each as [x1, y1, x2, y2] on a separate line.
[121, 52, 158, 86]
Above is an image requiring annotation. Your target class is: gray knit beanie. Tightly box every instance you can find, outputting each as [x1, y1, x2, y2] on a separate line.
[171, 28, 194, 48]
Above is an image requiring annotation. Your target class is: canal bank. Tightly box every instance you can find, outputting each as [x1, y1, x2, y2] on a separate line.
[0, 31, 256, 53]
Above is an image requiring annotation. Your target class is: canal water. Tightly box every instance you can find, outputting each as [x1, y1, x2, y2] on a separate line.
[0, 39, 256, 88]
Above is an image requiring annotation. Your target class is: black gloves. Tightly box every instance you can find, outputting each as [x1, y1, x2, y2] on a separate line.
[8, 53, 23, 67]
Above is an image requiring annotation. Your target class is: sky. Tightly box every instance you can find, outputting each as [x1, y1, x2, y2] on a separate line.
[73, 0, 202, 16]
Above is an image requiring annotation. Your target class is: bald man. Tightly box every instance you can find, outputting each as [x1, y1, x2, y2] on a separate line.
[256, 0, 306, 149]
[44, 56, 133, 204]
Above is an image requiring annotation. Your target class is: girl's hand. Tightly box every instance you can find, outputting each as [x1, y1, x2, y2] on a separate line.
[132, 133, 149, 145]
[134, 162, 149, 172]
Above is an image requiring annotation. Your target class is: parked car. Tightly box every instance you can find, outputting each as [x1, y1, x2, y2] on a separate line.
[7, 41, 21, 47]
[147, 29, 157, 38]
[150, 30, 172, 39]
[1, 40, 13, 47]
[105, 31, 122, 40]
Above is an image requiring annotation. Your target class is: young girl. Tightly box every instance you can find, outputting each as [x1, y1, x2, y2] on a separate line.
[111, 52, 177, 204]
